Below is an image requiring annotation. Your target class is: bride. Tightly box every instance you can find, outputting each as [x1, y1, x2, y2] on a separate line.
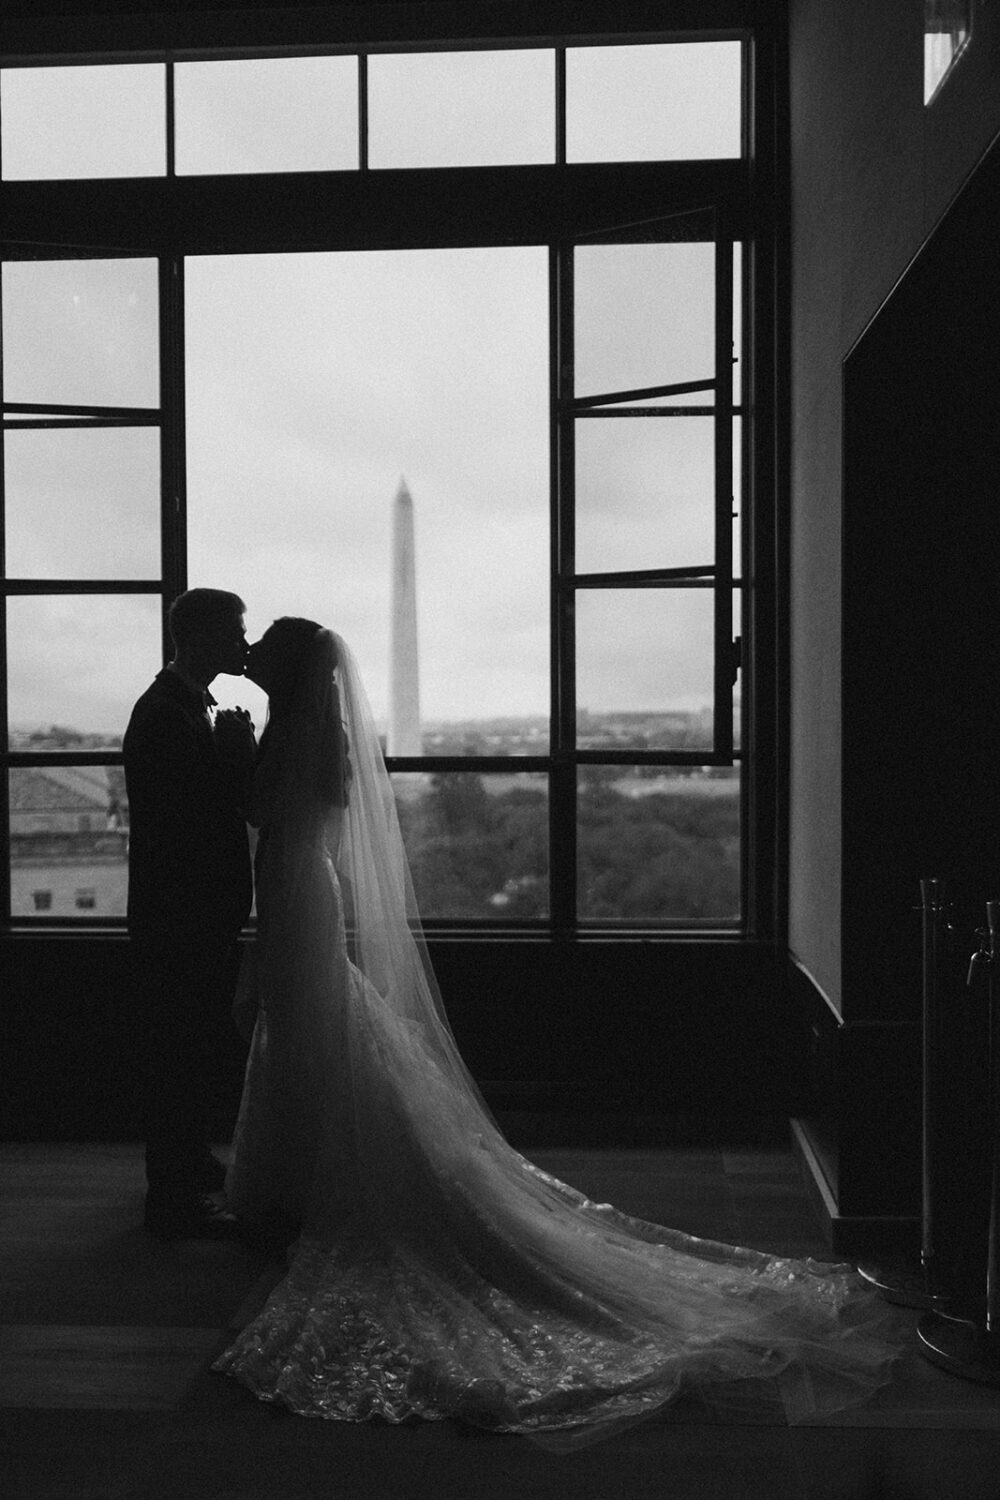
[213, 617, 899, 1449]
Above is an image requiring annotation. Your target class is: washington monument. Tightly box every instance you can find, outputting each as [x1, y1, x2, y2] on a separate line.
[388, 477, 422, 755]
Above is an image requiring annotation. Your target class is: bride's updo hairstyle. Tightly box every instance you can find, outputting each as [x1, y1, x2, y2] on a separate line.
[260, 616, 347, 808]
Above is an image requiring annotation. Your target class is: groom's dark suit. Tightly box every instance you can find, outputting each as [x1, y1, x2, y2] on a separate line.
[124, 668, 254, 1216]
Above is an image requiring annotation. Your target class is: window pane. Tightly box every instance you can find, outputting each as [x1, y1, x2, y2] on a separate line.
[567, 42, 741, 163]
[9, 765, 128, 918]
[2, 259, 160, 409]
[576, 589, 715, 751]
[186, 249, 550, 736]
[4, 428, 160, 579]
[369, 50, 554, 168]
[0, 65, 165, 180]
[175, 57, 358, 174]
[393, 771, 548, 918]
[574, 243, 715, 400]
[6, 595, 161, 750]
[575, 418, 714, 574]
[578, 766, 740, 921]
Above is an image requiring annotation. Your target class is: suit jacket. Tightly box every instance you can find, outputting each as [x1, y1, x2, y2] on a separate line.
[123, 669, 253, 944]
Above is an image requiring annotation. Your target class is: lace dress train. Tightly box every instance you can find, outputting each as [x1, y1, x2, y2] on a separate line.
[213, 632, 900, 1449]
[216, 863, 898, 1449]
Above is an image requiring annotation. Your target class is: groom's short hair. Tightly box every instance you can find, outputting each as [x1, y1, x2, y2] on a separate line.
[169, 588, 247, 651]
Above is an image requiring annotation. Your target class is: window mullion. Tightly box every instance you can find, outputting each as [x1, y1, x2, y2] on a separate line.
[569, 376, 715, 410]
[555, 48, 566, 167]
[159, 255, 186, 660]
[165, 60, 176, 179]
[713, 229, 735, 763]
[3, 580, 161, 594]
[550, 241, 576, 936]
[0, 277, 8, 919]
[358, 53, 369, 171]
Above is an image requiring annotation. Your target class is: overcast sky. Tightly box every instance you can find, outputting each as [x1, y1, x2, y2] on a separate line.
[2, 42, 741, 737]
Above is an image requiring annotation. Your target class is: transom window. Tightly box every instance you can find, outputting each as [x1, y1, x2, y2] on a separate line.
[1, 43, 742, 179]
[1, 30, 761, 936]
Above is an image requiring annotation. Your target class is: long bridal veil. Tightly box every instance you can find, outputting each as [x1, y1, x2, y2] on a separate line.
[216, 629, 900, 1449]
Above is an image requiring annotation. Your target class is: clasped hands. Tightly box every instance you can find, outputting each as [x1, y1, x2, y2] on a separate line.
[214, 705, 256, 761]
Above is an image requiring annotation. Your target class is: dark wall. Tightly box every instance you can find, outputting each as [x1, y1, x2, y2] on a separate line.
[788, 0, 1000, 1013]
[2, 934, 802, 1141]
[842, 138, 1000, 1017]
[789, 0, 1000, 1229]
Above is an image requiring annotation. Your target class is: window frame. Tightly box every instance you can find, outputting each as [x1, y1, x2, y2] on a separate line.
[1, 13, 781, 943]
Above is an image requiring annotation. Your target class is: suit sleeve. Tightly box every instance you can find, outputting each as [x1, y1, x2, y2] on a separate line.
[124, 691, 254, 939]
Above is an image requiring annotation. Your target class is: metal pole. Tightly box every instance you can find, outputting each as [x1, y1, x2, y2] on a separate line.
[985, 902, 1000, 1335]
[918, 897, 1000, 1382]
[921, 875, 947, 1291]
[857, 877, 952, 1307]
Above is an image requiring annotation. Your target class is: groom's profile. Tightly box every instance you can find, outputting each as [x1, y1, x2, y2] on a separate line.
[123, 588, 256, 1238]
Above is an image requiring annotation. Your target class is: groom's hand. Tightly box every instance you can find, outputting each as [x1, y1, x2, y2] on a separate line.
[214, 706, 256, 762]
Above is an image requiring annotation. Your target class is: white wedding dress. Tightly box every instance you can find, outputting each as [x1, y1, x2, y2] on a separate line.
[214, 630, 898, 1449]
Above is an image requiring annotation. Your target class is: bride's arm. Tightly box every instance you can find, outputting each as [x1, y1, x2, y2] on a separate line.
[250, 703, 349, 830]
[247, 720, 291, 829]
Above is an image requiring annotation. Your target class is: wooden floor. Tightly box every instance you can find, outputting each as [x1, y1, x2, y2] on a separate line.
[2, 1136, 999, 1499]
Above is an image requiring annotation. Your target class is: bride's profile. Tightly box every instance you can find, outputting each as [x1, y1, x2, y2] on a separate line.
[213, 617, 899, 1449]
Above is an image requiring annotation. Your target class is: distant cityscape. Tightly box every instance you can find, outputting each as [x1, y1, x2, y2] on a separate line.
[9, 708, 738, 919]
[9, 703, 735, 758]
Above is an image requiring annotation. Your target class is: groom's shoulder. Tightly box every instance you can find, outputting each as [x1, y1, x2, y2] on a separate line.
[128, 670, 172, 717]
[125, 672, 198, 745]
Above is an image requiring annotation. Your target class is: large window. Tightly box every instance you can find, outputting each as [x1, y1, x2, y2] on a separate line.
[1, 23, 764, 935]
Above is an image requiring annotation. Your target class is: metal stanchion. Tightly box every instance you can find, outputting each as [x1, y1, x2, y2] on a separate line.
[857, 877, 956, 1308]
[918, 899, 1000, 1382]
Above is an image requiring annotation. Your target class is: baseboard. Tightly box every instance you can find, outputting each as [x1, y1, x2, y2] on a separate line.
[791, 1117, 920, 1258]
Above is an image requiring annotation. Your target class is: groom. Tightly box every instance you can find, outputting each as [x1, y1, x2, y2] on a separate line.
[124, 588, 256, 1238]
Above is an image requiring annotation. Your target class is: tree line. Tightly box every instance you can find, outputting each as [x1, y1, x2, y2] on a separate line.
[396, 771, 739, 922]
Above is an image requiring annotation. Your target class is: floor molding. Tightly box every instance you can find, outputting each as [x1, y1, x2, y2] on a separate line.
[791, 1117, 920, 1258]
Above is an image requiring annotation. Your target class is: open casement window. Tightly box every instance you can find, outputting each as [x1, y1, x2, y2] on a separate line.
[552, 207, 741, 928]
[0, 244, 178, 922]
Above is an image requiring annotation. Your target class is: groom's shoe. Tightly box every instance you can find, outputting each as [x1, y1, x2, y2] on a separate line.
[143, 1191, 242, 1241]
